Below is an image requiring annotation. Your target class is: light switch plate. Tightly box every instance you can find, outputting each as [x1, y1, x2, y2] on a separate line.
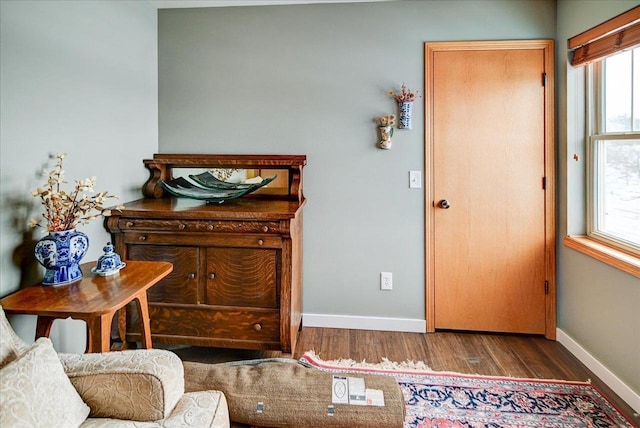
[409, 171, 422, 188]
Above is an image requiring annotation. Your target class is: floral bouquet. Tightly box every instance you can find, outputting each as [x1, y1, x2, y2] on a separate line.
[30, 153, 121, 232]
[388, 84, 420, 103]
[375, 114, 396, 127]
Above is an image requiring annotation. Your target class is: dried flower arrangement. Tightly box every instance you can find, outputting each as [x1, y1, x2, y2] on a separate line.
[29, 153, 121, 232]
[388, 84, 420, 103]
[375, 114, 396, 127]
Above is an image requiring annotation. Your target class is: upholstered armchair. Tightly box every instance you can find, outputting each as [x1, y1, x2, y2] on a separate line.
[0, 306, 229, 428]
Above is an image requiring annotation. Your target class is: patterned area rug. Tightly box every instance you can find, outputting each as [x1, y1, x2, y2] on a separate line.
[299, 351, 634, 428]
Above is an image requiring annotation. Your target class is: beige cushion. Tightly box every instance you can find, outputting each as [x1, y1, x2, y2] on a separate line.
[163, 391, 230, 428]
[78, 392, 230, 428]
[0, 337, 90, 428]
[80, 419, 161, 427]
[0, 305, 29, 368]
[60, 349, 184, 422]
[184, 361, 405, 428]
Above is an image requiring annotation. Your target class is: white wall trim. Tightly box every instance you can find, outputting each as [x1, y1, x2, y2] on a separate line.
[303, 313, 427, 333]
[153, 0, 394, 9]
[557, 328, 640, 414]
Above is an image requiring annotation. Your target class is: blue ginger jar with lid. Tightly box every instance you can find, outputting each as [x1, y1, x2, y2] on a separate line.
[92, 242, 125, 276]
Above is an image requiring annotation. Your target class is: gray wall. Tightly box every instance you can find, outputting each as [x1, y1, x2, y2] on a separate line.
[557, 0, 640, 395]
[1, 0, 636, 401]
[0, 0, 158, 352]
[158, 0, 556, 326]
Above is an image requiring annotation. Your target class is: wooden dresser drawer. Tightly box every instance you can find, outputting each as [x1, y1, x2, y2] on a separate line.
[119, 219, 280, 234]
[123, 232, 282, 249]
[127, 305, 281, 349]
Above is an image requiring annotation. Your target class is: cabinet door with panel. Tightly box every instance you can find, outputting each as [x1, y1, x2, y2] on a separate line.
[205, 247, 279, 308]
[128, 245, 199, 304]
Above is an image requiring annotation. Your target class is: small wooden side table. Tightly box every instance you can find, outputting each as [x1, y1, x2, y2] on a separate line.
[0, 260, 173, 353]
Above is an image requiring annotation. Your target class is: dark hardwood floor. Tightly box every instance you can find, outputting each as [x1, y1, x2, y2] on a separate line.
[174, 327, 639, 425]
[294, 328, 639, 425]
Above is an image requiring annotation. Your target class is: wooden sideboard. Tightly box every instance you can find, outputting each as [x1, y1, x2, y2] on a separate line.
[106, 154, 305, 353]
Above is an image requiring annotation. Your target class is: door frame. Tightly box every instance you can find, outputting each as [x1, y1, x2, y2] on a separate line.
[424, 40, 556, 339]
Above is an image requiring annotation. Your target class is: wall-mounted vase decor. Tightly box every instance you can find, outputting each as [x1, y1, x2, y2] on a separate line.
[379, 126, 393, 149]
[398, 101, 413, 129]
[388, 83, 420, 130]
[375, 114, 396, 149]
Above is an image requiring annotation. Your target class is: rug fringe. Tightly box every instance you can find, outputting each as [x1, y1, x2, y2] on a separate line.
[302, 350, 592, 385]
[303, 349, 432, 371]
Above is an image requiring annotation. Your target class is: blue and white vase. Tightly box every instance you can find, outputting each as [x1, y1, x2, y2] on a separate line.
[34, 229, 89, 286]
[398, 101, 413, 129]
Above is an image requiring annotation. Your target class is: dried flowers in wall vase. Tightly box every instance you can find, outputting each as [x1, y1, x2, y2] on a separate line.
[375, 114, 396, 149]
[30, 153, 120, 286]
[389, 84, 420, 130]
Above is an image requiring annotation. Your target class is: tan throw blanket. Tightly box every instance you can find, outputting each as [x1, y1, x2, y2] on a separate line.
[183, 360, 405, 428]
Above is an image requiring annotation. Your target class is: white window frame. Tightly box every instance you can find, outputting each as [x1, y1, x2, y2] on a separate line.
[586, 51, 640, 257]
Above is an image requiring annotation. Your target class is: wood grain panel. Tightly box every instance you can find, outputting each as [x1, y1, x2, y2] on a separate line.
[125, 232, 282, 249]
[568, 5, 640, 49]
[128, 305, 280, 346]
[205, 248, 278, 308]
[119, 218, 281, 234]
[0, 261, 172, 353]
[427, 42, 551, 335]
[288, 213, 303, 352]
[128, 245, 199, 304]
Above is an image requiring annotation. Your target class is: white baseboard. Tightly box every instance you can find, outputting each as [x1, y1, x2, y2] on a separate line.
[557, 328, 640, 414]
[302, 313, 427, 333]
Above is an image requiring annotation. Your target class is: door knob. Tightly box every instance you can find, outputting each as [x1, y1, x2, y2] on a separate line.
[438, 199, 451, 209]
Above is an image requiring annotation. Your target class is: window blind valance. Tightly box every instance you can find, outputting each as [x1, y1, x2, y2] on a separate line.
[569, 5, 640, 67]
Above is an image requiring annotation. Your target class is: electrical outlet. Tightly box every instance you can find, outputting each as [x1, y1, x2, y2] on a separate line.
[409, 171, 422, 188]
[380, 272, 393, 290]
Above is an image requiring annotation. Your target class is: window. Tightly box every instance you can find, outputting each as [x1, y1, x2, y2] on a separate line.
[587, 47, 640, 256]
[566, 5, 640, 276]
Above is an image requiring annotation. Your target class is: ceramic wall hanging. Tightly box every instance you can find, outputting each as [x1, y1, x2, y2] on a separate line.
[375, 114, 396, 149]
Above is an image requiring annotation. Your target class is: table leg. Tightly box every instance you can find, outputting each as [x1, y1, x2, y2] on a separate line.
[117, 307, 128, 349]
[85, 313, 114, 353]
[133, 292, 152, 349]
[35, 316, 56, 339]
[85, 325, 91, 353]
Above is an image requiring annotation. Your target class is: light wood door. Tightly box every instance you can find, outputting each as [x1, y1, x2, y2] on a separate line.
[425, 41, 556, 338]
